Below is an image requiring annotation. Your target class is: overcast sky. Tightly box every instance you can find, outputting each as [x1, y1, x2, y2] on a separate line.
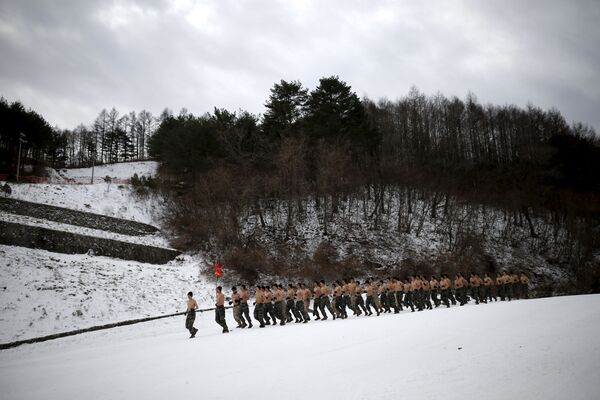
[1, 0, 599, 131]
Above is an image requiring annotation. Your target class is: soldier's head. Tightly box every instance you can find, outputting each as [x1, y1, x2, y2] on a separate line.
[216, 286, 222, 293]
[232, 286, 237, 292]
[241, 284, 247, 290]
[320, 280, 326, 285]
[187, 291, 193, 298]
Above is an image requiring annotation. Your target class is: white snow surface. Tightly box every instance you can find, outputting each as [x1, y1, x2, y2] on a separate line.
[1, 294, 599, 400]
[56, 161, 158, 182]
[3, 161, 162, 225]
[0, 245, 213, 342]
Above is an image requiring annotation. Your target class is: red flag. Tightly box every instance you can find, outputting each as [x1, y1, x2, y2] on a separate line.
[213, 261, 224, 278]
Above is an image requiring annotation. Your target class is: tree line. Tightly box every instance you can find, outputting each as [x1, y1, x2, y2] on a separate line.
[0, 97, 165, 177]
[149, 76, 599, 290]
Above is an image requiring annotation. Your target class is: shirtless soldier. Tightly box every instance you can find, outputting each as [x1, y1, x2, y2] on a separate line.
[295, 283, 310, 323]
[286, 284, 298, 323]
[354, 280, 369, 315]
[439, 276, 451, 308]
[185, 291, 198, 338]
[215, 286, 229, 333]
[239, 284, 253, 328]
[519, 272, 530, 299]
[319, 280, 336, 320]
[312, 282, 322, 320]
[229, 286, 245, 328]
[273, 284, 286, 326]
[254, 286, 267, 328]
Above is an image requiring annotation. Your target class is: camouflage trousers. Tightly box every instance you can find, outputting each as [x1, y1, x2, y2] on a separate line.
[355, 294, 368, 314]
[430, 290, 440, 307]
[232, 304, 243, 327]
[482, 286, 493, 302]
[470, 286, 481, 303]
[254, 303, 266, 326]
[286, 299, 296, 322]
[440, 289, 450, 307]
[380, 293, 390, 312]
[333, 297, 347, 318]
[264, 302, 277, 324]
[343, 295, 355, 315]
[423, 290, 433, 309]
[456, 287, 467, 305]
[273, 300, 286, 325]
[313, 297, 321, 318]
[215, 305, 228, 331]
[319, 296, 335, 319]
[240, 302, 252, 326]
[365, 295, 378, 315]
[296, 300, 309, 321]
[395, 292, 404, 311]
[185, 309, 196, 333]
[404, 292, 415, 312]
[521, 284, 529, 299]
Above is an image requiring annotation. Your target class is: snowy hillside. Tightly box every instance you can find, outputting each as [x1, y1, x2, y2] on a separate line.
[3, 161, 161, 224]
[1, 294, 599, 400]
[0, 245, 211, 343]
[56, 161, 157, 182]
[0, 161, 196, 343]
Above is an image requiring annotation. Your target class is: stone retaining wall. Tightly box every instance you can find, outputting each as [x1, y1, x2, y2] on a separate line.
[0, 197, 158, 235]
[0, 221, 179, 264]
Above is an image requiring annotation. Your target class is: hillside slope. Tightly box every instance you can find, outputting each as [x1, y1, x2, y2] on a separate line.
[1, 294, 598, 400]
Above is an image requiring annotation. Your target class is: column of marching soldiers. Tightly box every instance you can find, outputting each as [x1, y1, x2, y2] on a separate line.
[186, 271, 530, 336]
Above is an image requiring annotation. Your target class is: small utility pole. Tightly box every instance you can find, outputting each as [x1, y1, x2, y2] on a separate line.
[90, 130, 97, 184]
[16, 132, 26, 182]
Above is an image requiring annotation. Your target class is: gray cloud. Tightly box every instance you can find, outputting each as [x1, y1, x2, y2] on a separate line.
[0, 0, 599, 131]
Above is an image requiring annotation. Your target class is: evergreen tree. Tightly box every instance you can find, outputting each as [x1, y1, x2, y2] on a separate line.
[305, 76, 377, 150]
[262, 80, 308, 139]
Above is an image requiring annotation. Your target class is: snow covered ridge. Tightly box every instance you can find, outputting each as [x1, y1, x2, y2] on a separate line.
[1, 294, 599, 400]
[2, 161, 163, 225]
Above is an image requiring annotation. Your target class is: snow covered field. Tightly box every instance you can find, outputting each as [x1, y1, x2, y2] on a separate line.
[1, 294, 599, 400]
[56, 161, 158, 182]
[0, 245, 213, 342]
[3, 161, 162, 224]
